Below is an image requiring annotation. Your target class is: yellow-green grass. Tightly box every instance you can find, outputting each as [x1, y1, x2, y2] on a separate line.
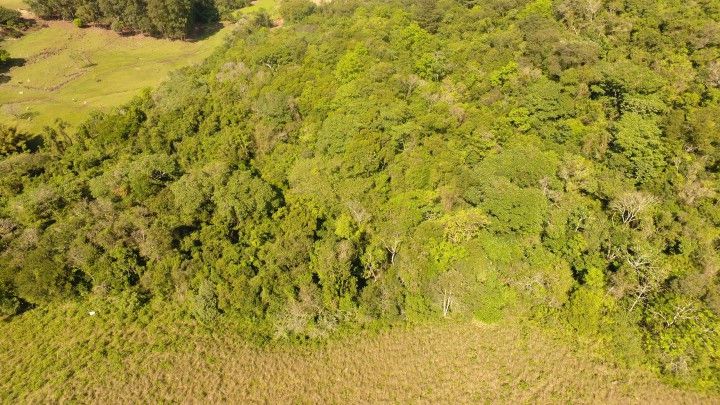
[1, 299, 717, 403]
[0, 0, 26, 10]
[0, 15, 231, 132]
[235, 0, 280, 18]
[237, 0, 322, 18]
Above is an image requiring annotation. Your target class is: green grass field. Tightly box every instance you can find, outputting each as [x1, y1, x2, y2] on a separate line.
[238, 0, 280, 15]
[0, 1, 233, 132]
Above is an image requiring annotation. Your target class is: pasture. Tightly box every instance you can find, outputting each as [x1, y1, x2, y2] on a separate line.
[239, 0, 280, 16]
[0, 0, 233, 132]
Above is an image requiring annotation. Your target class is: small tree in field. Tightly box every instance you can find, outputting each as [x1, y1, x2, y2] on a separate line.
[0, 49, 9, 65]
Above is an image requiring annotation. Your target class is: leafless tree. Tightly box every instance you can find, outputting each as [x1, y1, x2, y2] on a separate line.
[400, 74, 422, 99]
[707, 60, 720, 88]
[346, 201, 370, 224]
[650, 301, 698, 327]
[362, 249, 384, 281]
[384, 237, 401, 265]
[678, 160, 714, 206]
[625, 250, 667, 312]
[441, 289, 453, 317]
[610, 191, 656, 225]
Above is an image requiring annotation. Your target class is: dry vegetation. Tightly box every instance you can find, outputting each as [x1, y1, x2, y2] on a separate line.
[2, 301, 718, 403]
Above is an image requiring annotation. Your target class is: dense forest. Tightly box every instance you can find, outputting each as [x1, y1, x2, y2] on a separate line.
[25, 0, 248, 38]
[1, 0, 719, 391]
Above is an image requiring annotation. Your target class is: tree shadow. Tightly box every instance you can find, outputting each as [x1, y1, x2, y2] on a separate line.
[0, 57, 26, 84]
[0, 299, 34, 323]
[110, 20, 223, 41]
[186, 21, 225, 42]
[0, 57, 26, 73]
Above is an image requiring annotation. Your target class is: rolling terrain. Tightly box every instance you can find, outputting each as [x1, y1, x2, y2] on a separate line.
[1, 0, 719, 400]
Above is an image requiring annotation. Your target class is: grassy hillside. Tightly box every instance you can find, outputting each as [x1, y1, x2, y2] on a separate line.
[237, 0, 279, 17]
[1, 302, 716, 403]
[0, 2, 233, 131]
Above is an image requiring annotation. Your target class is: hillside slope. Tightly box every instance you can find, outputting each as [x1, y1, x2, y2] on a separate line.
[1, 0, 719, 394]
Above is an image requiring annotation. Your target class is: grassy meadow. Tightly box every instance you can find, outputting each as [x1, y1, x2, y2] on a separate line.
[237, 0, 280, 17]
[0, 0, 234, 132]
[1, 300, 717, 403]
[0, 0, 25, 9]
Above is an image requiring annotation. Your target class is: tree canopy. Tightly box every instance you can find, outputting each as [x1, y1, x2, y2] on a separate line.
[1, 0, 719, 390]
[25, 0, 242, 38]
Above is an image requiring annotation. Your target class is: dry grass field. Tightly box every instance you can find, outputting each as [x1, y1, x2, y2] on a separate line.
[2, 300, 718, 403]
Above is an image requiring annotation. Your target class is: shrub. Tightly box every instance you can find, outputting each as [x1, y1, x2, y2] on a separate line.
[0, 125, 35, 157]
[0, 284, 21, 318]
[0, 6, 22, 29]
[0, 49, 9, 65]
[193, 280, 220, 323]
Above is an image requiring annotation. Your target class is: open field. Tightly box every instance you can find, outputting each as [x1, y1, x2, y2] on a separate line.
[0, 0, 25, 9]
[0, 0, 233, 132]
[1, 300, 717, 403]
[237, 0, 280, 17]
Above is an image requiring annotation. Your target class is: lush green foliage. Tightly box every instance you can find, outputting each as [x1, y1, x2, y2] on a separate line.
[0, 124, 40, 155]
[2, 0, 720, 390]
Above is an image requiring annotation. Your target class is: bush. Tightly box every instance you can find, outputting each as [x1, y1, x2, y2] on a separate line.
[213, 0, 250, 18]
[250, 10, 273, 28]
[0, 125, 33, 156]
[193, 280, 220, 323]
[0, 6, 22, 29]
[0, 49, 9, 65]
[0, 284, 21, 318]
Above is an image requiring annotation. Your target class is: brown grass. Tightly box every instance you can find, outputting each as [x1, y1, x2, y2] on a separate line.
[2, 303, 718, 404]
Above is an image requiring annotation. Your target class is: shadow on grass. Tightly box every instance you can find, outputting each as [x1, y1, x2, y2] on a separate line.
[0, 57, 26, 73]
[187, 21, 225, 42]
[0, 57, 26, 84]
[0, 299, 34, 323]
[106, 22, 225, 42]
